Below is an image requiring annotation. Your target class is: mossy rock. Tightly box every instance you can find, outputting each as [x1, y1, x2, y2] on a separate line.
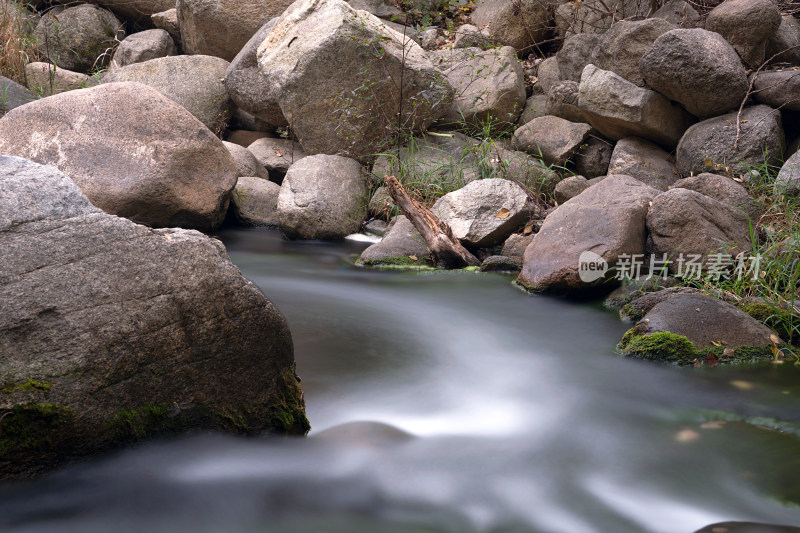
[357, 255, 435, 270]
[738, 301, 798, 345]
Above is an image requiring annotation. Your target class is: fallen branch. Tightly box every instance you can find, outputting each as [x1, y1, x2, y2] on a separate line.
[384, 174, 480, 269]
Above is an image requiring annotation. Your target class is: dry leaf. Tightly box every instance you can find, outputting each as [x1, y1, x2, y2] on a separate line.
[711, 340, 724, 347]
[770, 333, 782, 344]
[695, 308, 701, 312]
[523, 222, 534, 235]
[704, 353, 720, 367]
[409, 254, 418, 261]
[722, 348, 735, 358]
[495, 208, 511, 219]
[693, 358, 701, 367]
[730, 380, 754, 390]
[704, 158, 714, 167]
[675, 428, 700, 443]
[275, 150, 282, 157]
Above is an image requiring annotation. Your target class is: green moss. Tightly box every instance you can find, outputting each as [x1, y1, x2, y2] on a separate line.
[109, 403, 176, 442]
[2, 380, 51, 394]
[0, 403, 76, 456]
[739, 302, 797, 344]
[266, 367, 310, 436]
[620, 331, 699, 364]
[357, 255, 435, 270]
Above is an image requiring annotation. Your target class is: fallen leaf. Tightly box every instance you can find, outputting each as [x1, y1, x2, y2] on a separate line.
[711, 340, 724, 347]
[693, 358, 701, 367]
[723, 348, 736, 358]
[675, 428, 700, 442]
[275, 150, 282, 157]
[730, 380, 754, 391]
[770, 333, 782, 344]
[704, 353, 720, 367]
[704, 158, 714, 167]
[495, 208, 511, 219]
[409, 255, 418, 261]
[696, 308, 701, 312]
[523, 222, 534, 235]
[770, 344, 779, 356]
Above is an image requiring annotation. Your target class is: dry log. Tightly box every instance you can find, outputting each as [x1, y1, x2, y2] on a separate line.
[384, 175, 480, 269]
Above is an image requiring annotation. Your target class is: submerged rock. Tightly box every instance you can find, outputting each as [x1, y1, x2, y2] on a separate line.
[0, 156, 307, 480]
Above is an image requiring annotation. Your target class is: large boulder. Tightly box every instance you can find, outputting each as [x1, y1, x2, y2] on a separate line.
[277, 154, 369, 240]
[578, 64, 694, 148]
[513, 115, 592, 165]
[546, 81, 587, 124]
[223, 141, 269, 180]
[151, 8, 182, 45]
[676, 105, 785, 176]
[536, 56, 561, 95]
[432, 46, 526, 128]
[673, 173, 761, 221]
[0, 83, 237, 230]
[646, 188, 752, 271]
[224, 18, 286, 128]
[102, 55, 233, 134]
[110, 29, 177, 69]
[622, 293, 776, 354]
[24, 62, 100, 97]
[0, 156, 307, 479]
[176, 0, 293, 61]
[431, 178, 530, 248]
[766, 15, 800, 66]
[256, 0, 454, 158]
[640, 29, 749, 119]
[752, 70, 800, 112]
[556, 33, 601, 82]
[518, 175, 660, 293]
[34, 4, 125, 73]
[590, 19, 676, 86]
[518, 94, 549, 125]
[0, 76, 35, 116]
[230, 176, 281, 227]
[606, 136, 679, 191]
[470, 0, 551, 52]
[705, 0, 782, 68]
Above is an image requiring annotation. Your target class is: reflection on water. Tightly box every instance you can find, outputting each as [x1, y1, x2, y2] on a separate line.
[2, 228, 800, 533]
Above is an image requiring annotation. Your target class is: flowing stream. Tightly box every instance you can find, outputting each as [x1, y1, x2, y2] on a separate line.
[3, 228, 800, 533]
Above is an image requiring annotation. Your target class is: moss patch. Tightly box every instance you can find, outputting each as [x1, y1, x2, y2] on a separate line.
[266, 367, 310, 436]
[2, 380, 51, 394]
[357, 255, 435, 270]
[0, 403, 76, 457]
[109, 403, 178, 442]
[738, 302, 797, 344]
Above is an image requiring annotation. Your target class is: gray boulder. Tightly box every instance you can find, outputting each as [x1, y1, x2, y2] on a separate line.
[557, 33, 601, 82]
[590, 19, 676, 86]
[607, 137, 679, 191]
[0, 156, 307, 479]
[705, 0, 782, 68]
[501, 233, 534, 264]
[537, 56, 561, 95]
[102, 55, 233, 134]
[177, 0, 293, 61]
[752, 70, 800, 112]
[470, 0, 551, 52]
[651, 0, 702, 28]
[432, 178, 531, 247]
[277, 154, 369, 240]
[626, 293, 775, 350]
[358, 215, 431, 265]
[224, 18, 287, 128]
[647, 188, 752, 271]
[640, 29, 749, 119]
[676, 105, 785, 176]
[513, 115, 592, 165]
[775, 150, 800, 195]
[453, 24, 495, 50]
[0, 76, 35, 115]
[554, 0, 650, 39]
[578, 64, 694, 148]
[766, 15, 800, 66]
[518, 175, 660, 293]
[256, 0, 454, 158]
[84, 0, 175, 22]
[25, 62, 100, 96]
[0, 82, 237, 230]
[223, 141, 269, 180]
[231, 177, 281, 226]
[111, 29, 177, 69]
[34, 4, 125, 72]
[546, 81, 587, 124]
[248, 137, 309, 182]
[348, 0, 403, 19]
[673, 173, 761, 221]
[434, 46, 526, 129]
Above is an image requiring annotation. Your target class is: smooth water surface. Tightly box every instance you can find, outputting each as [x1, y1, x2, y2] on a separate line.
[2, 228, 800, 533]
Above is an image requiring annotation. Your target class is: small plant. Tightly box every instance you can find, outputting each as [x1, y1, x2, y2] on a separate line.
[0, 0, 40, 83]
